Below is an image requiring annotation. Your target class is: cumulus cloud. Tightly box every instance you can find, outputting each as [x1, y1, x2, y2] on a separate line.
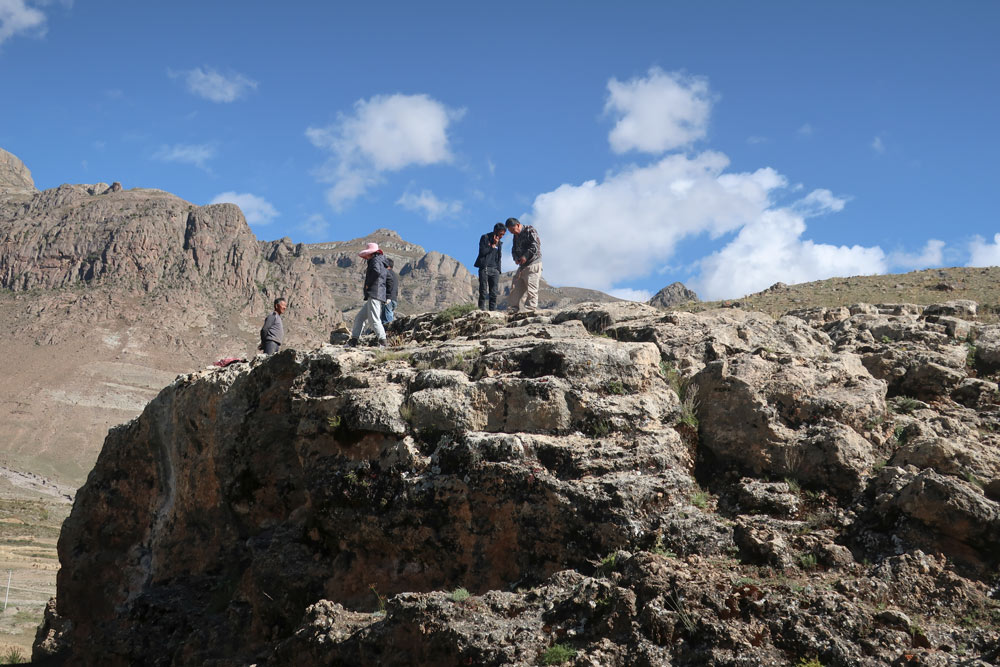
[396, 189, 463, 221]
[209, 191, 279, 226]
[605, 67, 711, 154]
[152, 143, 216, 171]
[170, 66, 258, 103]
[890, 239, 945, 270]
[968, 234, 1000, 267]
[0, 0, 46, 44]
[307, 93, 464, 210]
[527, 151, 783, 292]
[691, 209, 887, 300]
[526, 150, 886, 300]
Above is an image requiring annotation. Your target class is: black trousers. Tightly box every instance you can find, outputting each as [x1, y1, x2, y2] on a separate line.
[478, 269, 500, 311]
[263, 340, 280, 355]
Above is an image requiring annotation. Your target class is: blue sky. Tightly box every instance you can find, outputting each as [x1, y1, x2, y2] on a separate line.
[1, 1, 998, 301]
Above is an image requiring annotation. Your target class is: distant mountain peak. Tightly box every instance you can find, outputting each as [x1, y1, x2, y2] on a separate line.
[649, 281, 699, 309]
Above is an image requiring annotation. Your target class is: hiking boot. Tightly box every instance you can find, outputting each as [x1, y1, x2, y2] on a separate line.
[346, 338, 359, 348]
[376, 339, 387, 348]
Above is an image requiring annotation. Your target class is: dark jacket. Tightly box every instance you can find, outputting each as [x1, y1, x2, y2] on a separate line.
[385, 268, 398, 301]
[474, 232, 503, 272]
[511, 225, 541, 266]
[362, 253, 388, 302]
[260, 311, 283, 344]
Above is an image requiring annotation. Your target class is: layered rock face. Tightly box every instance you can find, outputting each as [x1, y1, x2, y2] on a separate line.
[0, 148, 345, 483]
[37, 301, 1000, 666]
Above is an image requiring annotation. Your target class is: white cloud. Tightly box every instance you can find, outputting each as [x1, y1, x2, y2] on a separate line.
[307, 93, 464, 210]
[747, 136, 768, 145]
[791, 188, 848, 217]
[692, 208, 887, 300]
[872, 135, 886, 154]
[526, 149, 885, 301]
[605, 67, 711, 154]
[152, 143, 216, 170]
[608, 287, 653, 302]
[890, 239, 945, 269]
[968, 234, 1000, 267]
[0, 0, 46, 44]
[526, 151, 783, 292]
[797, 123, 814, 136]
[209, 191, 278, 225]
[396, 189, 463, 221]
[298, 213, 329, 239]
[169, 66, 257, 103]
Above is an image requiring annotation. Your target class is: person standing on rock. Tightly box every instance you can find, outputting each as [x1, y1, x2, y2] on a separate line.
[505, 217, 542, 314]
[348, 243, 388, 348]
[474, 222, 506, 311]
[381, 257, 399, 326]
[259, 297, 287, 355]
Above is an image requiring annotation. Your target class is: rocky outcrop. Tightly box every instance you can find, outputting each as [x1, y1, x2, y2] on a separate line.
[649, 281, 699, 309]
[0, 147, 36, 194]
[36, 301, 1000, 666]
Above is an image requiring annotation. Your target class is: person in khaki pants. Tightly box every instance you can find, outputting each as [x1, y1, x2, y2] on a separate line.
[505, 217, 542, 314]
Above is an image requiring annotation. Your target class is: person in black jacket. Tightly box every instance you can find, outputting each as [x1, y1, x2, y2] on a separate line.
[474, 222, 506, 310]
[381, 258, 398, 326]
[348, 242, 388, 347]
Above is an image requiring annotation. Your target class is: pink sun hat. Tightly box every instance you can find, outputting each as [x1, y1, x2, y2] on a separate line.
[358, 242, 382, 258]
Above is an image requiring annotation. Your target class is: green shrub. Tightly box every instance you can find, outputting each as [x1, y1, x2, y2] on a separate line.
[541, 643, 576, 665]
[891, 396, 922, 414]
[598, 553, 618, 575]
[652, 535, 676, 558]
[435, 303, 477, 324]
[450, 587, 470, 602]
[690, 490, 709, 510]
[604, 379, 625, 395]
[372, 350, 411, 364]
[1, 647, 26, 665]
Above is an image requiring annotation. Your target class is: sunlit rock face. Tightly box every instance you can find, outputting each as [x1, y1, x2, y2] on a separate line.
[36, 302, 1000, 666]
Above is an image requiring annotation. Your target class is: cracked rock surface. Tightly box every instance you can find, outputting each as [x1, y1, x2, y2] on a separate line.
[35, 302, 1000, 666]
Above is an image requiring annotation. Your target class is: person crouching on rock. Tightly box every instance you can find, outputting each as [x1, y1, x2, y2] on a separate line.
[348, 242, 388, 348]
[259, 297, 287, 355]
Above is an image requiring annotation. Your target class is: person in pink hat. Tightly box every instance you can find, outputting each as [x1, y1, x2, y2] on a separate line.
[347, 242, 388, 347]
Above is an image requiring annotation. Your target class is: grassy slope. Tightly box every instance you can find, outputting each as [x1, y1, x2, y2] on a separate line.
[677, 266, 1000, 322]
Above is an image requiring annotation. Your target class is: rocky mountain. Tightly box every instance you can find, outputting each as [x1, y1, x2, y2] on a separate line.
[35, 300, 1000, 665]
[0, 148, 613, 487]
[649, 282, 699, 309]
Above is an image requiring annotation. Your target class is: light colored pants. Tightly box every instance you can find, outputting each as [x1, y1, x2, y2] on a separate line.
[508, 261, 542, 312]
[351, 298, 386, 340]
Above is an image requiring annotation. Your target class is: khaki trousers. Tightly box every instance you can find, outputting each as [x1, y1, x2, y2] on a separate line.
[508, 261, 542, 312]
